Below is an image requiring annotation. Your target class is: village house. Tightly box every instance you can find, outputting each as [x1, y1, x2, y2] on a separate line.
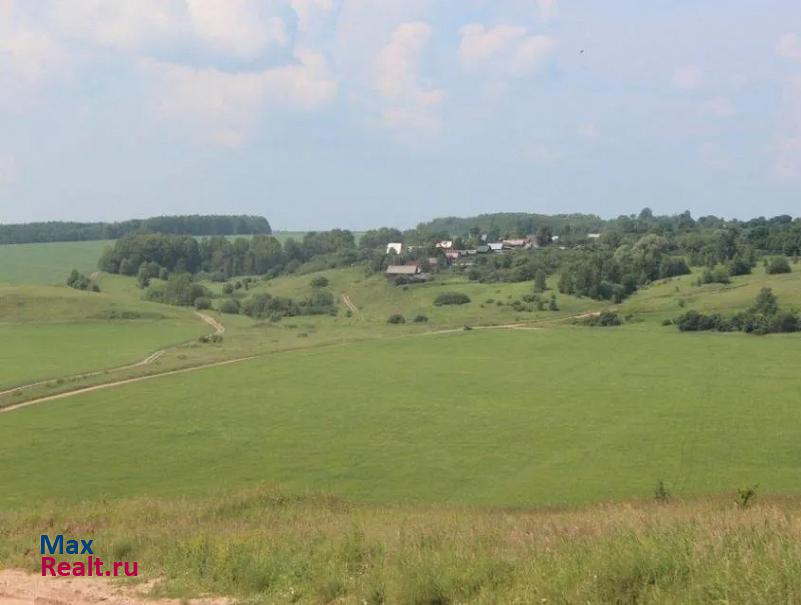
[435, 240, 454, 249]
[385, 264, 420, 276]
[587, 233, 602, 240]
[386, 242, 404, 255]
[502, 237, 531, 249]
[488, 242, 504, 252]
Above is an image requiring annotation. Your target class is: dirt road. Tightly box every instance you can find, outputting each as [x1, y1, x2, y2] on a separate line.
[0, 569, 228, 605]
[0, 313, 224, 400]
[342, 294, 363, 319]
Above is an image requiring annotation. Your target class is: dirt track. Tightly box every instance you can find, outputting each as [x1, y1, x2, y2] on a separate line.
[0, 312, 224, 399]
[0, 569, 228, 605]
[342, 294, 362, 319]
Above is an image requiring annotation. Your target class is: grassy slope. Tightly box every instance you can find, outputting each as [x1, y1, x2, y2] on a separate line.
[0, 275, 206, 388]
[2, 486, 800, 604]
[2, 326, 800, 508]
[0, 240, 112, 284]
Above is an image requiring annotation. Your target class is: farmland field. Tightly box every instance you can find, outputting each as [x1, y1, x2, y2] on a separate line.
[2, 326, 800, 507]
[0, 240, 112, 284]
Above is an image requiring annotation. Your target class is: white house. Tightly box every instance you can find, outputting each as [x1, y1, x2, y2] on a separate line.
[488, 242, 504, 252]
[587, 233, 602, 240]
[435, 240, 454, 249]
[386, 242, 404, 255]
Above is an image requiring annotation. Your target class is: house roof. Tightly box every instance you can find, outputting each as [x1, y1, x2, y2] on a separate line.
[386, 265, 419, 275]
[502, 238, 529, 246]
[488, 242, 504, 250]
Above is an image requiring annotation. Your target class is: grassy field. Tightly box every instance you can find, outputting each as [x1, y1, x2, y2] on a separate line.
[2, 327, 800, 508]
[0, 240, 112, 284]
[2, 485, 800, 604]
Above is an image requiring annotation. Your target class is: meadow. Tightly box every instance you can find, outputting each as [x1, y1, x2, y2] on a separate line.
[3, 486, 801, 604]
[2, 326, 800, 508]
[0, 240, 112, 284]
[2, 239, 801, 603]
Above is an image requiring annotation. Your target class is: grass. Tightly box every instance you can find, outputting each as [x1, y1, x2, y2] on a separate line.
[2, 485, 801, 604]
[2, 327, 801, 508]
[0, 321, 206, 389]
[0, 240, 112, 284]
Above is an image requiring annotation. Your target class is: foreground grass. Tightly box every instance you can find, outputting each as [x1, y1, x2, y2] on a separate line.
[2, 485, 801, 604]
[3, 328, 801, 507]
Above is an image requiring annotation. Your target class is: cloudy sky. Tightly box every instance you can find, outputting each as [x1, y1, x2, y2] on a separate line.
[1, 0, 800, 229]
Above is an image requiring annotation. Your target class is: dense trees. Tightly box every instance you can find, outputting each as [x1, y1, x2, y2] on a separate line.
[434, 292, 471, 306]
[1, 215, 271, 244]
[240, 290, 337, 321]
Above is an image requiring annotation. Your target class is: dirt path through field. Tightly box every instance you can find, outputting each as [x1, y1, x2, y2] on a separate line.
[0, 569, 229, 605]
[0, 312, 224, 399]
[195, 311, 225, 334]
[342, 294, 363, 319]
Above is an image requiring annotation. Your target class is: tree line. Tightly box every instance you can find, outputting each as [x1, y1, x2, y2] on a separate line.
[0, 215, 271, 244]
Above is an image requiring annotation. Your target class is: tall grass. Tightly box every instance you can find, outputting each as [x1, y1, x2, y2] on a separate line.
[3, 486, 801, 603]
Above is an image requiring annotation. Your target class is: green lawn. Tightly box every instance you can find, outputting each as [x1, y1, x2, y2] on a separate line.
[2, 327, 800, 507]
[0, 320, 206, 389]
[0, 240, 112, 285]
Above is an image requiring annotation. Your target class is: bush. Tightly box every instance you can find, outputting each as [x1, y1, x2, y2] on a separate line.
[766, 257, 792, 275]
[222, 283, 234, 295]
[66, 269, 92, 291]
[219, 299, 240, 314]
[193, 296, 211, 310]
[387, 314, 406, 324]
[310, 276, 329, 288]
[700, 265, 731, 285]
[413, 314, 429, 323]
[434, 292, 471, 306]
[583, 310, 621, 327]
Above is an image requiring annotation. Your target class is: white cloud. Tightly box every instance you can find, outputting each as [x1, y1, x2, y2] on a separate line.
[187, 0, 288, 58]
[777, 33, 801, 62]
[0, 153, 19, 185]
[143, 48, 336, 147]
[458, 24, 554, 77]
[536, 0, 558, 21]
[701, 96, 735, 118]
[0, 1, 66, 91]
[672, 65, 704, 91]
[47, 0, 186, 51]
[374, 21, 443, 138]
[774, 76, 801, 178]
[291, 0, 334, 33]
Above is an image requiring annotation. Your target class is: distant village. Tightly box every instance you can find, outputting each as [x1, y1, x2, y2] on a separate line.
[384, 233, 602, 281]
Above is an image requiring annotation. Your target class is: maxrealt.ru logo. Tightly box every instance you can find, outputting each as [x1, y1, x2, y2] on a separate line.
[40, 534, 138, 577]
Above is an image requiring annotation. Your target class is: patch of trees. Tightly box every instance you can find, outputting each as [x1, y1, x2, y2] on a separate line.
[66, 269, 99, 292]
[434, 292, 471, 306]
[673, 288, 800, 334]
[145, 273, 209, 307]
[766, 256, 792, 275]
[241, 290, 337, 321]
[99, 229, 358, 281]
[1, 215, 271, 244]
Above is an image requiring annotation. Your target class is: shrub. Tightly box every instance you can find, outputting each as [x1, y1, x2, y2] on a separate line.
[654, 480, 671, 503]
[727, 256, 753, 276]
[66, 269, 91, 291]
[548, 294, 559, 311]
[584, 310, 621, 327]
[193, 296, 211, 310]
[387, 314, 406, 324]
[219, 299, 240, 314]
[659, 257, 691, 279]
[434, 292, 471, 306]
[310, 276, 329, 288]
[413, 314, 429, 323]
[766, 256, 791, 275]
[700, 265, 731, 285]
[222, 283, 234, 295]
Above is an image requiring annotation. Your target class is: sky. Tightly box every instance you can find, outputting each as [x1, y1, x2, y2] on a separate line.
[0, 0, 800, 230]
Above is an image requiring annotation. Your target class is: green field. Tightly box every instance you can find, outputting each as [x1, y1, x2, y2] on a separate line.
[0, 240, 112, 284]
[0, 321, 205, 389]
[3, 326, 800, 507]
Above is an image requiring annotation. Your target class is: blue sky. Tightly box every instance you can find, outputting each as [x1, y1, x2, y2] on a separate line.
[0, 0, 800, 230]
